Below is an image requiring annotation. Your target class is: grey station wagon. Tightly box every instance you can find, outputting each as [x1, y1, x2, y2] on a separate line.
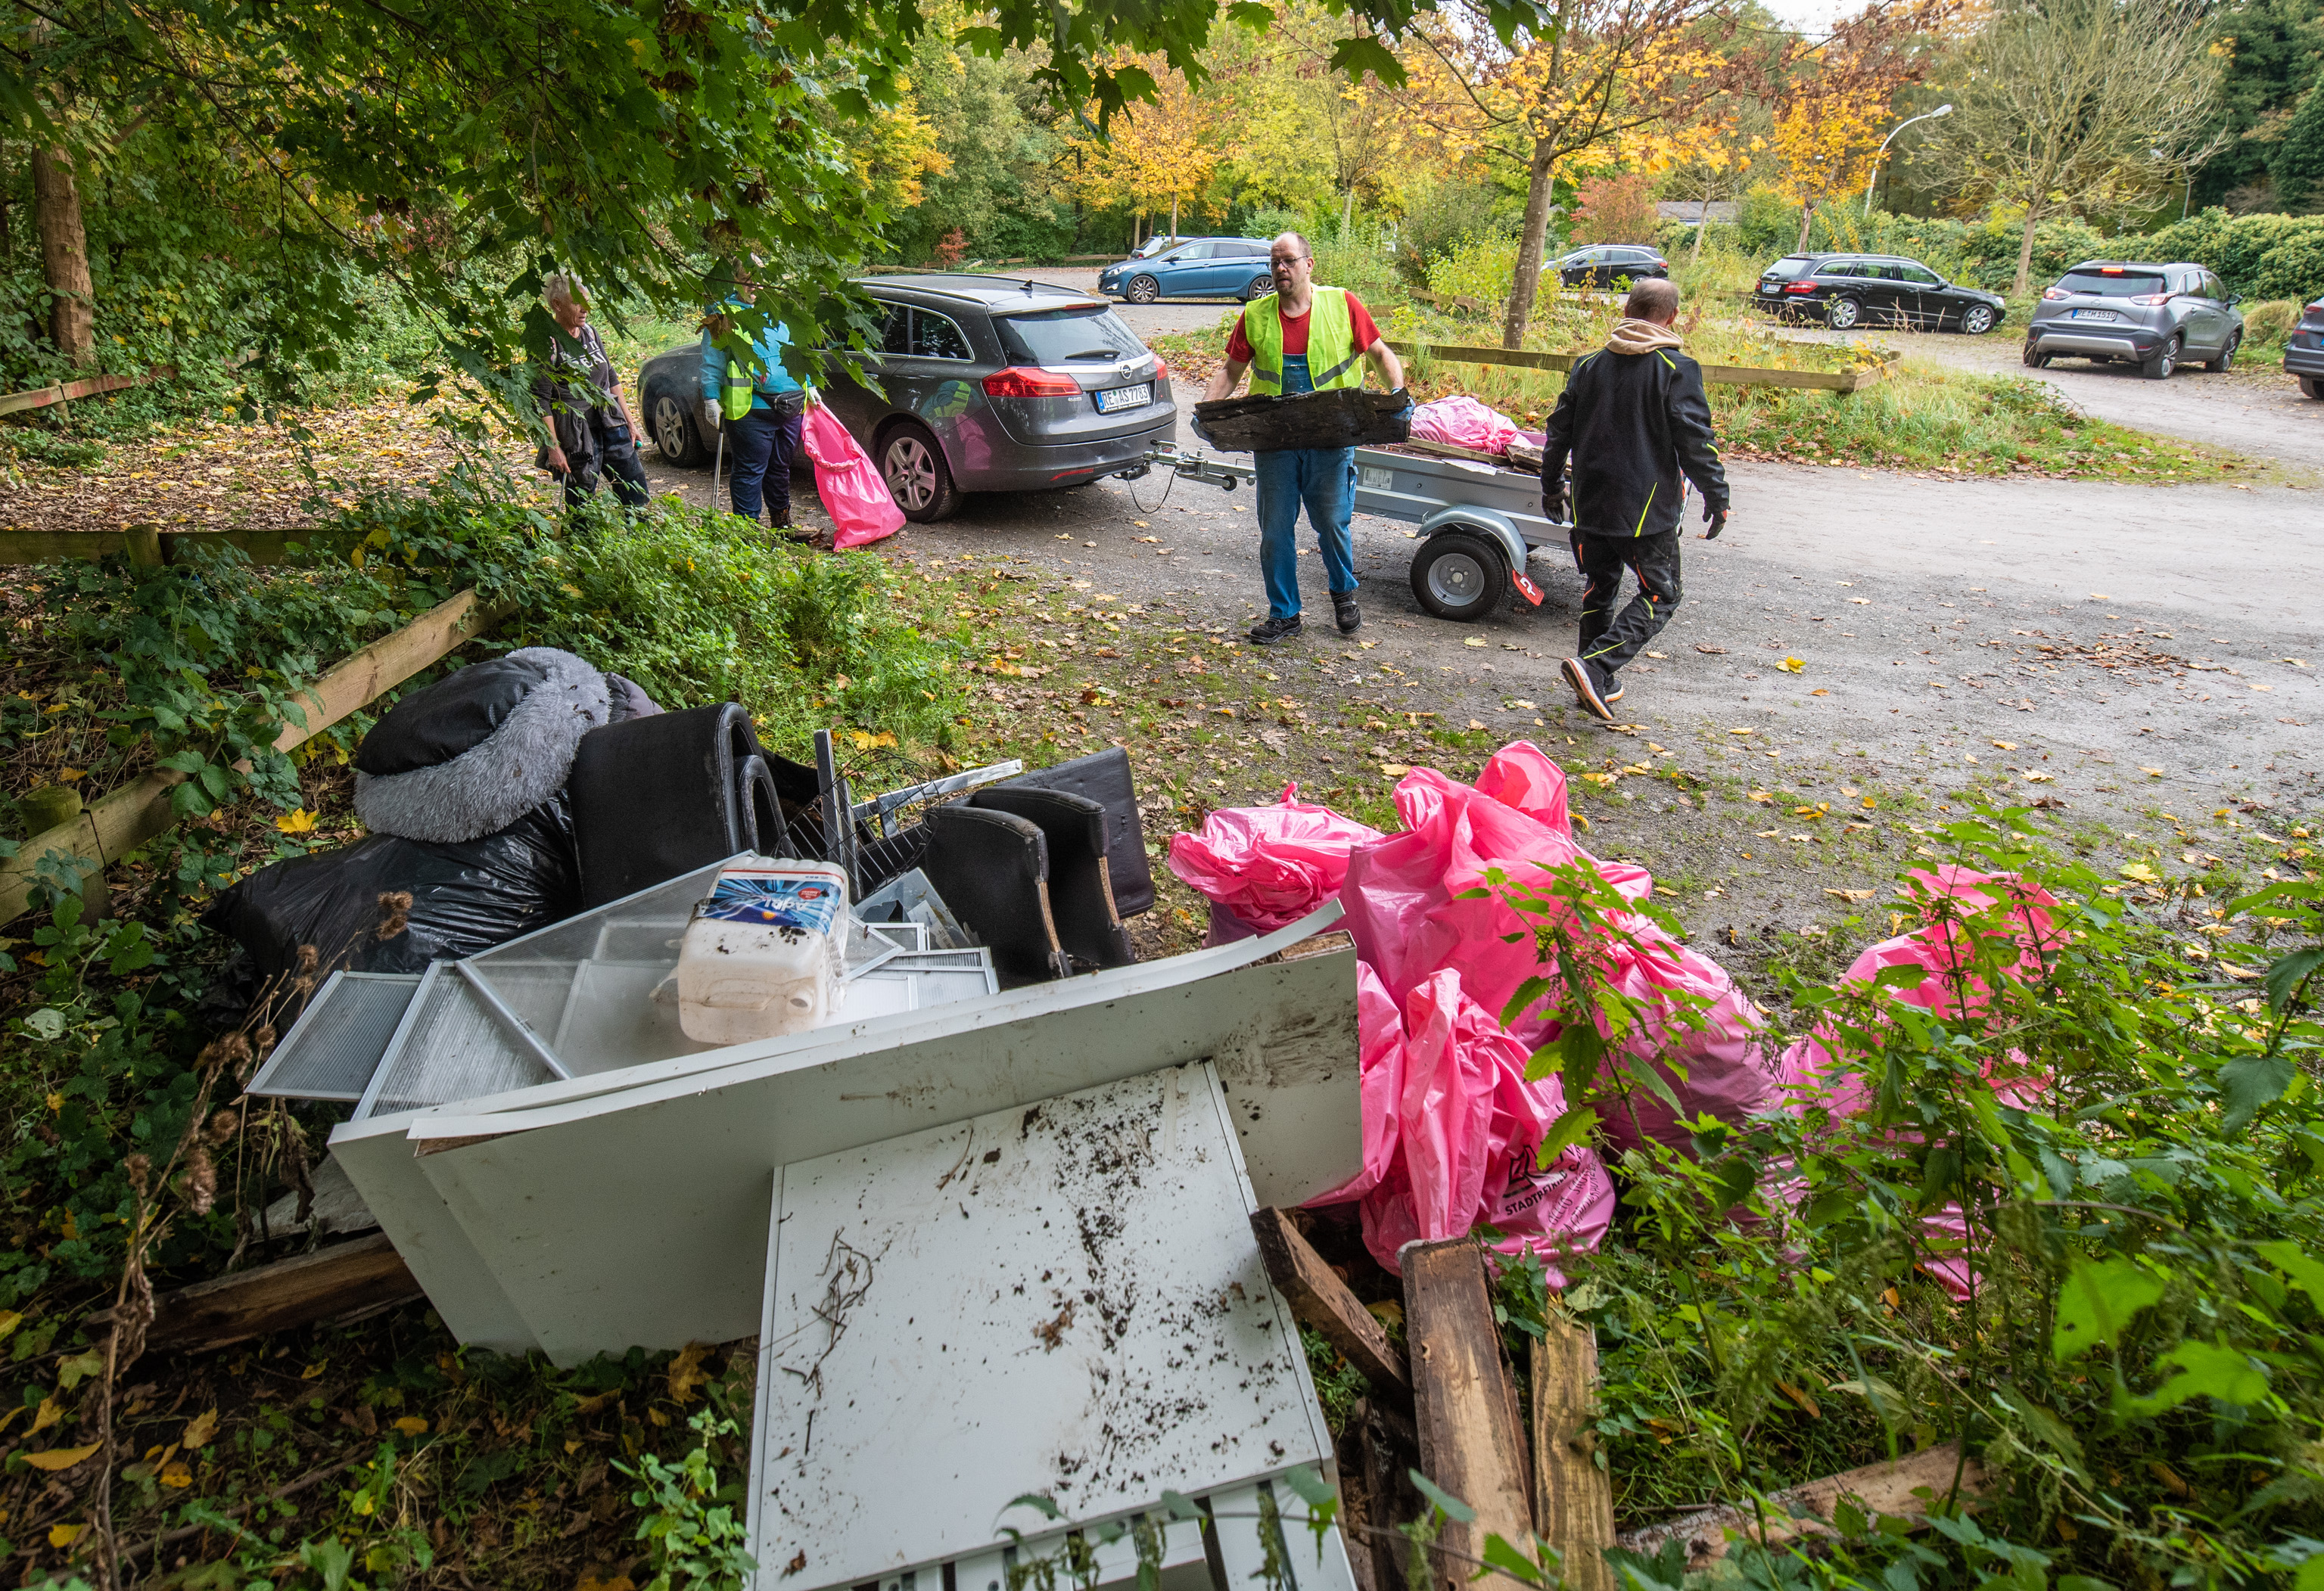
[2023, 260, 2244, 379]
[639, 275, 1177, 522]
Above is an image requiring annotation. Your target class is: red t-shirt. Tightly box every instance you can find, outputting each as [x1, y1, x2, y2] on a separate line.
[1224, 291, 1383, 366]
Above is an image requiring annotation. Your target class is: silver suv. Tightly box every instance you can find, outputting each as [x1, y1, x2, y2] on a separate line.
[2024, 260, 2244, 379]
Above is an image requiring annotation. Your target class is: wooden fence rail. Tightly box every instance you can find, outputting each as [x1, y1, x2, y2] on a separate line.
[1386, 339, 1895, 393]
[0, 364, 178, 418]
[0, 525, 365, 568]
[0, 587, 514, 927]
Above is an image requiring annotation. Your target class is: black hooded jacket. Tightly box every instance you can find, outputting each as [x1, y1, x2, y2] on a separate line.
[1540, 343, 1728, 538]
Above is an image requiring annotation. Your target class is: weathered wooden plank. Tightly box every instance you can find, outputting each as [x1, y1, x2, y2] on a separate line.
[0, 366, 171, 417]
[1616, 1443, 1984, 1571]
[0, 588, 512, 925]
[1532, 1322, 1616, 1591]
[0, 524, 370, 568]
[1250, 1207, 1413, 1407]
[1402, 1238, 1532, 1591]
[1386, 340, 1889, 393]
[128, 1232, 421, 1356]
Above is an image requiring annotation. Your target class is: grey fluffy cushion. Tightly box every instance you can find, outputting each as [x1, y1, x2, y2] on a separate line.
[354, 648, 612, 844]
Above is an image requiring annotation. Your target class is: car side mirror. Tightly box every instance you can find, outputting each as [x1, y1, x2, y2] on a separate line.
[2229, 295, 2242, 306]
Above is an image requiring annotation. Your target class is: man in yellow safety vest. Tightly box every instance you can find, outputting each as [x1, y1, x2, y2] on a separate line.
[1202, 232, 1405, 645]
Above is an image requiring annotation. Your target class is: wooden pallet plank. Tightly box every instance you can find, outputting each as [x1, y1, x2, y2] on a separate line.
[0, 587, 512, 925]
[1249, 1207, 1413, 1409]
[1401, 1238, 1532, 1591]
[1531, 1322, 1615, 1591]
[0, 524, 372, 568]
[119, 1232, 421, 1356]
[1615, 1443, 1983, 1570]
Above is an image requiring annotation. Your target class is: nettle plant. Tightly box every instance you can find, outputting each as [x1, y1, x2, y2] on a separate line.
[1479, 810, 2324, 1591]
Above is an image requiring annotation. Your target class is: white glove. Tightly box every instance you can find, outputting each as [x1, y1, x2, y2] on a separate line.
[700, 399, 722, 431]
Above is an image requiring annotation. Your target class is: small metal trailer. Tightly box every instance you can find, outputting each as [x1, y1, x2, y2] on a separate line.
[1143, 441, 1571, 623]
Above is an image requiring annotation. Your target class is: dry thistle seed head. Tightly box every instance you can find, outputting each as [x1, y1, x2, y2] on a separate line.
[124, 1152, 151, 1197]
[216, 1032, 252, 1077]
[295, 944, 319, 977]
[375, 890, 414, 942]
[183, 1146, 217, 1216]
[207, 1107, 241, 1146]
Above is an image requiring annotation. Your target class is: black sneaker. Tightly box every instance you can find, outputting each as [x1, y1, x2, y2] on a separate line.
[1247, 614, 1303, 645]
[1332, 592, 1361, 634]
[1562, 657, 1616, 722]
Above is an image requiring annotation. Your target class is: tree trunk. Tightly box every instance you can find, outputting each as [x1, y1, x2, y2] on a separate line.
[1690, 174, 1713, 267]
[1502, 137, 1560, 350]
[1342, 185, 1355, 238]
[1169, 192, 1179, 240]
[33, 144, 95, 368]
[1795, 197, 1815, 254]
[2013, 207, 2039, 298]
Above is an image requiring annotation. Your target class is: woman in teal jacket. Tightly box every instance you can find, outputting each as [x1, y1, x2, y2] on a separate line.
[700, 293, 807, 531]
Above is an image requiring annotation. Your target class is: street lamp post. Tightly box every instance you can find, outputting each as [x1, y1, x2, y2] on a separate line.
[1863, 104, 1953, 216]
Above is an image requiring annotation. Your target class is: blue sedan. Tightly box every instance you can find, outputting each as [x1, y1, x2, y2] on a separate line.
[1098, 238, 1277, 305]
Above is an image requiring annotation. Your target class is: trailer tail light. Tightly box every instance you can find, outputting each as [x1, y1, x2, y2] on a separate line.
[982, 367, 1081, 398]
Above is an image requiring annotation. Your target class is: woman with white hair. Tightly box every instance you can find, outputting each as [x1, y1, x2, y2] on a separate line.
[532, 274, 650, 514]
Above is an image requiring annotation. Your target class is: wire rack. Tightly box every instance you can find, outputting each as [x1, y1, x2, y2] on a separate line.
[758, 730, 1022, 902]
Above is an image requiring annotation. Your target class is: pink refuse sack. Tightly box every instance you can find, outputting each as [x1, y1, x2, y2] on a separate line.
[1167, 784, 1383, 942]
[1323, 965, 1616, 1282]
[1343, 743, 1773, 1160]
[800, 403, 906, 548]
[1774, 866, 2063, 1298]
[1410, 395, 1523, 455]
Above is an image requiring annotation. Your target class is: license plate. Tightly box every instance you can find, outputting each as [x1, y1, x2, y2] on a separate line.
[2070, 309, 2118, 322]
[1095, 384, 1150, 413]
[1358, 465, 1395, 490]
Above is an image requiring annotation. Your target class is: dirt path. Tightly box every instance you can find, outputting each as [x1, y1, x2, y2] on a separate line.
[1784, 321, 2324, 472]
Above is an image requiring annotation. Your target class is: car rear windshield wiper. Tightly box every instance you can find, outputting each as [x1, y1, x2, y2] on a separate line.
[1054, 349, 1127, 361]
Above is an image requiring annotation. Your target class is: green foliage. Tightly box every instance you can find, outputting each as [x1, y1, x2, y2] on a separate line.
[2273, 85, 2324, 208]
[1394, 176, 1523, 283]
[1312, 224, 1406, 309]
[512, 497, 960, 756]
[621, 1408, 758, 1591]
[1300, 1322, 1371, 1435]
[1513, 810, 2324, 1591]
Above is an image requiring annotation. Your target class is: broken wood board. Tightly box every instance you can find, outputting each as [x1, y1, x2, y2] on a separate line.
[1402, 1238, 1532, 1590]
[334, 903, 1358, 1361]
[1615, 1443, 1985, 1570]
[1249, 1207, 1412, 1409]
[1532, 1322, 1615, 1591]
[114, 1232, 419, 1356]
[749, 1062, 1354, 1591]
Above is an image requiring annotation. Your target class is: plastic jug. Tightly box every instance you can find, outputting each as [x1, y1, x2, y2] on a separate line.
[676, 859, 850, 1044]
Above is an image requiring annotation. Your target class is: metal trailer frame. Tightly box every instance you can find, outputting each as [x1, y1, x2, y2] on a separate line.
[1145, 442, 1572, 624]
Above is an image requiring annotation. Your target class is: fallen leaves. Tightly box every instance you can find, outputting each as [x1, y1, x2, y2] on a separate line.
[22, 1443, 101, 1471]
[1695, 644, 1727, 654]
[1992, 740, 2018, 750]
[669, 1341, 713, 1403]
[275, 807, 320, 834]
[1462, 636, 1488, 648]
[1825, 888, 1876, 901]
[1776, 657, 1806, 673]
[182, 1406, 219, 1449]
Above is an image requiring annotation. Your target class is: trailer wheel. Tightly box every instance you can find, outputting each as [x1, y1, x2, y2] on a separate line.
[1410, 530, 1507, 622]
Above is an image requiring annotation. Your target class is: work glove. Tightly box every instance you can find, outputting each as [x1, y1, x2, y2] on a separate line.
[1543, 488, 1567, 524]
[699, 399, 722, 432]
[1702, 502, 1728, 540]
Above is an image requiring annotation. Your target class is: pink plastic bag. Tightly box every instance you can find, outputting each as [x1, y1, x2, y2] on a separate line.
[1773, 866, 2063, 1298]
[1168, 784, 1383, 938]
[1342, 743, 1772, 1161]
[1410, 395, 1521, 455]
[1339, 966, 1616, 1282]
[800, 403, 905, 548]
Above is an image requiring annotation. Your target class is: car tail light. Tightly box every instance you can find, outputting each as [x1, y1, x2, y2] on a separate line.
[1784, 281, 1817, 294]
[2130, 292, 2172, 306]
[2042, 287, 2070, 300]
[982, 366, 1081, 398]
[1153, 359, 1171, 384]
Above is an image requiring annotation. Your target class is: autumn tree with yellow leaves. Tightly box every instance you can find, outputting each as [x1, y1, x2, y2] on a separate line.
[1766, 0, 1958, 252]
[1396, 0, 1743, 348]
[1069, 57, 1222, 241]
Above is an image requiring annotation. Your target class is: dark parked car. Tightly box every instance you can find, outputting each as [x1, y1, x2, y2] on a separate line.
[639, 275, 1177, 523]
[1097, 238, 1275, 304]
[1548, 244, 1668, 288]
[2282, 297, 2322, 399]
[1754, 253, 2005, 333]
[2023, 260, 2243, 379]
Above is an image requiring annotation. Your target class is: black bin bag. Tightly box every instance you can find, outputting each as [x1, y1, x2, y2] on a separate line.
[201, 797, 581, 1022]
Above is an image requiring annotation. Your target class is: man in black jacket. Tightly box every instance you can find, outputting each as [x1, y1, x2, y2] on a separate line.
[1540, 278, 1729, 722]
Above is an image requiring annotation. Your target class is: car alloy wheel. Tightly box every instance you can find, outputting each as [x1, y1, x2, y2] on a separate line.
[1827, 296, 1862, 330]
[651, 391, 695, 463]
[2207, 331, 2240, 372]
[883, 432, 940, 512]
[1244, 274, 1276, 301]
[1960, 303, 1996, 335]
[1126, 275, 1160, 304]
[2144, 333, 2180, 380]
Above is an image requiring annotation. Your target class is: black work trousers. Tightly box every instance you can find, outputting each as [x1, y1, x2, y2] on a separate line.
[1571, 529, 1682, 676]
[562, 415, 651, 514]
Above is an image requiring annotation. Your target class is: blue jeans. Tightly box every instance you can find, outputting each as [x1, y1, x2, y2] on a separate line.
[727, 402, 804, 523]
[1255, 446, 1357, 620]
